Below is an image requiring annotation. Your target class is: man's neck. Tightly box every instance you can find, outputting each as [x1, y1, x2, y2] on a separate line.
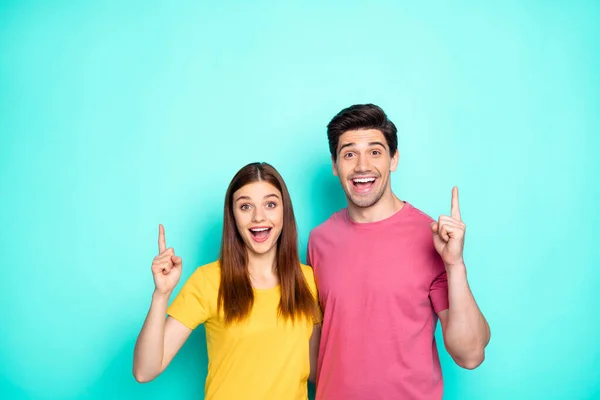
[347, 192, 405, 224]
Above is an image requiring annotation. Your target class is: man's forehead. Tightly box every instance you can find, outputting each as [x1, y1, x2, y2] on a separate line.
[338, 129, 388, 148]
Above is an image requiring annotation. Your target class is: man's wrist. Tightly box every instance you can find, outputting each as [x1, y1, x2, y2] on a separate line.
[445, 261, 467, 277]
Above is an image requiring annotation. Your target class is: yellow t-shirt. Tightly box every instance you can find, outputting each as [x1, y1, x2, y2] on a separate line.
[167, 261, 321, 400]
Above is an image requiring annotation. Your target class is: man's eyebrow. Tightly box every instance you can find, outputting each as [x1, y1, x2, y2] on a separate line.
[338, 142, 356, 153]
[338, 141, 387, 153]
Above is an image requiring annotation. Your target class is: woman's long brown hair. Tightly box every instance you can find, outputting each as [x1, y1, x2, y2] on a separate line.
[218, 162, 318, 324]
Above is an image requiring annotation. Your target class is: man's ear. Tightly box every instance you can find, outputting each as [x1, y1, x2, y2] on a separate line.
[331, 156, 338, 176]
[390, 149, 399, 172]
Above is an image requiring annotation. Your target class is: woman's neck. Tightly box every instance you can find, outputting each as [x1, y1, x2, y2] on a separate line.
[247, 246, 279, 289]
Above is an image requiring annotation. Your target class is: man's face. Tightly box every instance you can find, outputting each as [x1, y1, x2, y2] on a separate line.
[332, 129, 399, 209]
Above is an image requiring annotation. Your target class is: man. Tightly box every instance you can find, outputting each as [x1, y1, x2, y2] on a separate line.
[307, 104, 490, 399]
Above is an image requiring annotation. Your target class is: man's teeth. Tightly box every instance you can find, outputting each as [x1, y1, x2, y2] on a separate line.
[353, 178, 376, 183]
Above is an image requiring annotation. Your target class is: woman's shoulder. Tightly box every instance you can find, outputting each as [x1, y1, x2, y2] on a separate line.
[185, 261, 220, 289]
[198, 260, 220, 273]
[299, 263, 316, 285]
[299, 264, 319, 304]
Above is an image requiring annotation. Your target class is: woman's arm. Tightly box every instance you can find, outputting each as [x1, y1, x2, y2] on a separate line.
[133, 292, 192, 382]
[308, 324, 321, 383]
[133, 224, 189, 382]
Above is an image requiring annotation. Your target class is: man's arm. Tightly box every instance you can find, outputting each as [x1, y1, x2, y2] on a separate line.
[431, 187, 490, 369]
[437, 264, 490, 369]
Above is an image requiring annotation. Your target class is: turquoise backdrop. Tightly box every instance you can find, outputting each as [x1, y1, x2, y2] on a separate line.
[1, 1, 599, 399]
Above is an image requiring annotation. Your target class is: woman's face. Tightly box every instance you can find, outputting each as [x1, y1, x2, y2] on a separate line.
[232, 181, 284, 257]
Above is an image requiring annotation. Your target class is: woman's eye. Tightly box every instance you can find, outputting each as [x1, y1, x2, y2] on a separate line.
[266, 202, 277, 209]
[240, 204, 251, 211]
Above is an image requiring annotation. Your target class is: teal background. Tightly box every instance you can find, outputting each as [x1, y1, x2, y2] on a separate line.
[1, 1, 599, 399]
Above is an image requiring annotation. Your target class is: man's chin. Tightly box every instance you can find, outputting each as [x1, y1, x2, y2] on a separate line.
[345, 186, 389, 207]
[347, 194, 379, 209]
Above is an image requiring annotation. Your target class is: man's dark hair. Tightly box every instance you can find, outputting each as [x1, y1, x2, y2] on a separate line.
[327, 104, 398, 161]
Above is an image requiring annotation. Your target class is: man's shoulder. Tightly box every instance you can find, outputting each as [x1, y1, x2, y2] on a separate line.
[404, 202, 436, 224]
[309, 208, 347, 239]
[400, 202, 440, 244]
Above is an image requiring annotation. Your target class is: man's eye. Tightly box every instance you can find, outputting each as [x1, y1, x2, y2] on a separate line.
[344, 152, 355, 159]
[372, 150, 381, 156]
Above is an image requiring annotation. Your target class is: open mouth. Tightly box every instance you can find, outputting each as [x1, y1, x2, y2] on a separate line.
[351, 176, 377, 193]
[249, 227, 272, 243]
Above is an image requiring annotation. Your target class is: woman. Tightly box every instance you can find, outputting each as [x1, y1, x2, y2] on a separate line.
[133, 162, 321, 400]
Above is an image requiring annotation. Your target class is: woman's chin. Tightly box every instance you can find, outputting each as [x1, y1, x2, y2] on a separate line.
[247, 242, 275, 256]
[243, 235, 280, 256]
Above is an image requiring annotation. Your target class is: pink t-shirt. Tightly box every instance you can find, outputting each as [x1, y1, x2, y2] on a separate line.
[307, 202, 449, 400]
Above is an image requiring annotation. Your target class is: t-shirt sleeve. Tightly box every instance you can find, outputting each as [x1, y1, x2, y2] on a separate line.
[167, 267, 211, 330]
[302, 265, 323, 325]
[306, 234, 314, 268]
[429, 250, 449, 314]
